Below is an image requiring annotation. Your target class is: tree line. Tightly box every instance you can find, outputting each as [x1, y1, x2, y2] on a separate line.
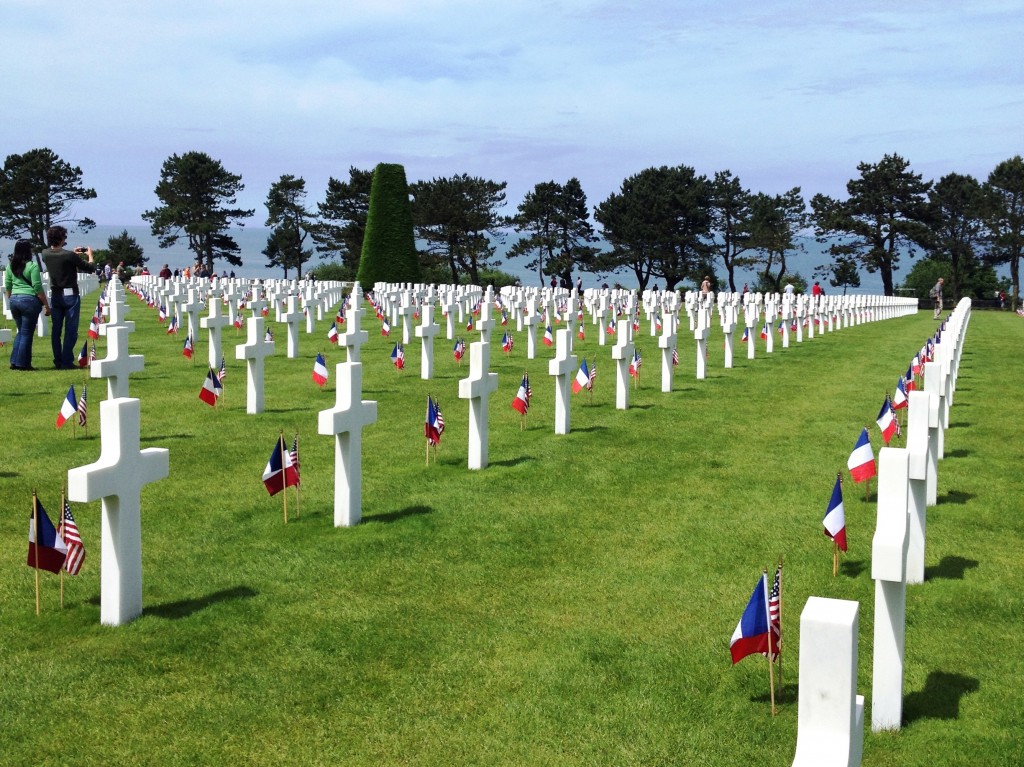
[2, 147, 1022, 306]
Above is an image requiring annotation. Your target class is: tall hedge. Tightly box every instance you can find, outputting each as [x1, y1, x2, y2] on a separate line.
[356, 163, 420, 290]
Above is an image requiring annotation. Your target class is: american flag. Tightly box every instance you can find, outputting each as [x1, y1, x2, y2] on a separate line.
[218, 356, 227, 381]
[765, 563, 782, 660]
[77, 384, 88, 427]
[435, 399, 445, 436]
[90, 341, 97, 363]
[588, 358, 597, 388]
[60, 500, 85, 576]
[290, 433, 301, 485]
[671, 346, 679, 366]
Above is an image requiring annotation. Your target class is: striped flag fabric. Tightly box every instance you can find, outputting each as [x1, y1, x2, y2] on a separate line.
[453, 338, 466, 361]
[166, 314, 178, 334]
[182, 335, 194, 359]
[511, 373, 532, 414]
[158, 305, 167, 323]
[672, 346, 679, 366]
[876, 396, 898, 445]
[729, 572, 772, 664]
[78, 341, 90, 367]
[87, 312, 101, 339]
[199, 369, 219, 406]
[217, 356, 227, 382]
[892, 377, 908, 409]
[391, 343, 405, 369]
[572, 360, 590, 393]
[77, 384, 88, 427]
[629, 349, 642, 379]
[264, 327, 273, 343]
[262, 437, 300, 496]
[327, 323, 339, 344]
[847, 427, 876, 483]
[27, 498, 68, 574]
[381, 318, 391, 336]
[501, 332, 514, 353]
[767, 563, 782, 660]
[56, 385, 77, 428]
[290, 433, 301, 486]
[823, 474, 847, 552]
[588, 358, 597, 388]
[543, 325, 554, 346]
[312, 353, 329, 386]
[60, 500, 86, 576]
[425, 396, 443, 445]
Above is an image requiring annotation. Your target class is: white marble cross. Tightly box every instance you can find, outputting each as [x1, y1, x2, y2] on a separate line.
[742, 293, 759, 361]
[611, 318, 634, 411]
[414, 299, 440, 379]
[458, 339, 499, 469]
[398, 291, 417, 344]
[92, 324, 145, 399]
[523, 296, 541, 359]
[281, 294, 303, 358]
[694, 295, 712, 380]
[338, 286, 370, 362]
[763, 293, 778, 353]
[182, 288, 205, 342]
[904, 390, 936, 583]
[476, 289, 496, 344]
[317, 361, 378, 527]
[235, 315, 275, 414]
[657, 312, 677, 393]
[791, 596, 864, 767]
[99, 281, 134, 336]
[200, 285, 230, 370]
[548, 328, 578, 435]
[871, 447, 911, 732]
[67, 397, 169, 626]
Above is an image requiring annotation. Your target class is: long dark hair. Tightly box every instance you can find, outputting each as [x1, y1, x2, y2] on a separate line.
[9, 240, 33, 281]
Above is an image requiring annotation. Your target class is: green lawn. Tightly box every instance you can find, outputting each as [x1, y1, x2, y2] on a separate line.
[1, 296, 1021, 766]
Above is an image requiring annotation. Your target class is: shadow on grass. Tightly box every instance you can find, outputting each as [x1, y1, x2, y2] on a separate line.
[572, 425, 609, 433]
[0, 471, 18, 478]
[751, 682, 797, 705]
[937, 489, 975, 505]
[945, 448, 971, 458]
[904, 671, 979, 724]
[840, 559, 867, 578]
[951, 421, 973, 428]
[490, 456, 535, 468]
[364, 505, 432, 525]
[925, 555, 979, 581]
[142, 434, 194, 442]
[146, 585, 257, 619]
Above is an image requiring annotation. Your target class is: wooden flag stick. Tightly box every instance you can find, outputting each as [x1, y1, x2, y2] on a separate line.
[60, 488, 66, 609]
[33, 491, 40, 616]
[280, 432, 288, 524]
[765, 567, 777, 717]
[833, 540, 839, 578]
[777, 556, 784, 691]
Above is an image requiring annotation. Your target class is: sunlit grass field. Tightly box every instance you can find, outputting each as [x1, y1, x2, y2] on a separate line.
[1, 294, 1021, 766]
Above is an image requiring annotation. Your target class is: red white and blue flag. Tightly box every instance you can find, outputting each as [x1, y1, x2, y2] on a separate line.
[166, 314, 178, 334]
[56, 385, 77, 428]
[199, 368, 220, 406]
[501, 332, 514, 354]
[217, 357, 227, 382]
[60, 500, 86, 576]
[891, 378, 908, 410]
[425, 396, 443, 445]
[381, 318, 391, 336]
[328, 323, 339, 344]
[312, 353, 329, 386]
[87, 312, 101, 339]
[543, 325, 554, 347]
[572, 359, 591, 393]
[290, 433, 301, 486]
[158, 305, 167, 323]
[77, 384, 88, 427]
[741, 327, 750, 343]
[182, 335, 194, 360]
[27, 498, 68, 574]
[629, 349, 642, 379]
[78, 341, 90, 368]
[511, 373, 532, 415]
[391, 343, 405, 369]
[760, 323, 769, 340]
[606, 319, 615, 335]
[847, 427, 876, 483]
[262, 437, 300, 496]
[729, 572, 774, 664]
[453, 338, 466, 361]
[876, 396, 898, 444]
[823, 474, 847, 552]
[904, 363, 916, 392]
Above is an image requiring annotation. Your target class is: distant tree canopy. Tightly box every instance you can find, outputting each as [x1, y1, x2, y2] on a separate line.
[507, 178, 599, 287]
[740, 188, 808, 293]
[357, 163, 420, 290]
[0, 148, 96, 250]
[312, 166, 373, 281]
[708, 170, 754, 292]
[142, 151, 253, 272]
[411, 173, 508, 286]
[811, 153, 932, 296]
[263, 174, 314, 279]
[982, 155, 1024, 309]
[93, 229, 146, 269]
[594, 165, 714, 291]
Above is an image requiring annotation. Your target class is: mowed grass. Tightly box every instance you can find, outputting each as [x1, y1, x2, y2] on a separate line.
[0, 296, 1021, 766]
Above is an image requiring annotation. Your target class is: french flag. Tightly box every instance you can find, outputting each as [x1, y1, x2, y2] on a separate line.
[543, 325, 553, 347]
[572, 359, 591, 393]
[876, 397, 898, 444]
[510, 374, 530, 415]
[740, 327, 750, 343]
[729, 573, 772, 664]
[327, 323, 339, 344]
[823, 475, 847, 552]
[312, 353, 329, 386]
[892, 378, 908, 410]
[56, 386, 77, 428]
[847, 427, 876, 483]
[262, 438, 299, 496]
[199, 369, 219, 406]
[27, 500, 68, 574]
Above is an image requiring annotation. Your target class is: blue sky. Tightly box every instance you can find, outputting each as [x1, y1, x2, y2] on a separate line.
[3, 0, 1022, 227]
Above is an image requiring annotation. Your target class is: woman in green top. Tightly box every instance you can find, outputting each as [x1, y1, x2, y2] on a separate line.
[4, 240, 51, 370]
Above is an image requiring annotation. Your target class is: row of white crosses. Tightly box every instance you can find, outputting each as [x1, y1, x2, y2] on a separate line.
[791, 298, 971, 766]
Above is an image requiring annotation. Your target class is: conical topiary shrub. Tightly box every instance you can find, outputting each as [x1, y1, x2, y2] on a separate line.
[356, 162, 420, 290]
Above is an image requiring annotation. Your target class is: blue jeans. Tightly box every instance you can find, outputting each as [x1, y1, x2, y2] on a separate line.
[9, 294, 42, 368]
[50, 292, 81, 368]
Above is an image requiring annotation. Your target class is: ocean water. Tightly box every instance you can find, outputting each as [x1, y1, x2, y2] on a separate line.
[4, 225, 888, 293]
